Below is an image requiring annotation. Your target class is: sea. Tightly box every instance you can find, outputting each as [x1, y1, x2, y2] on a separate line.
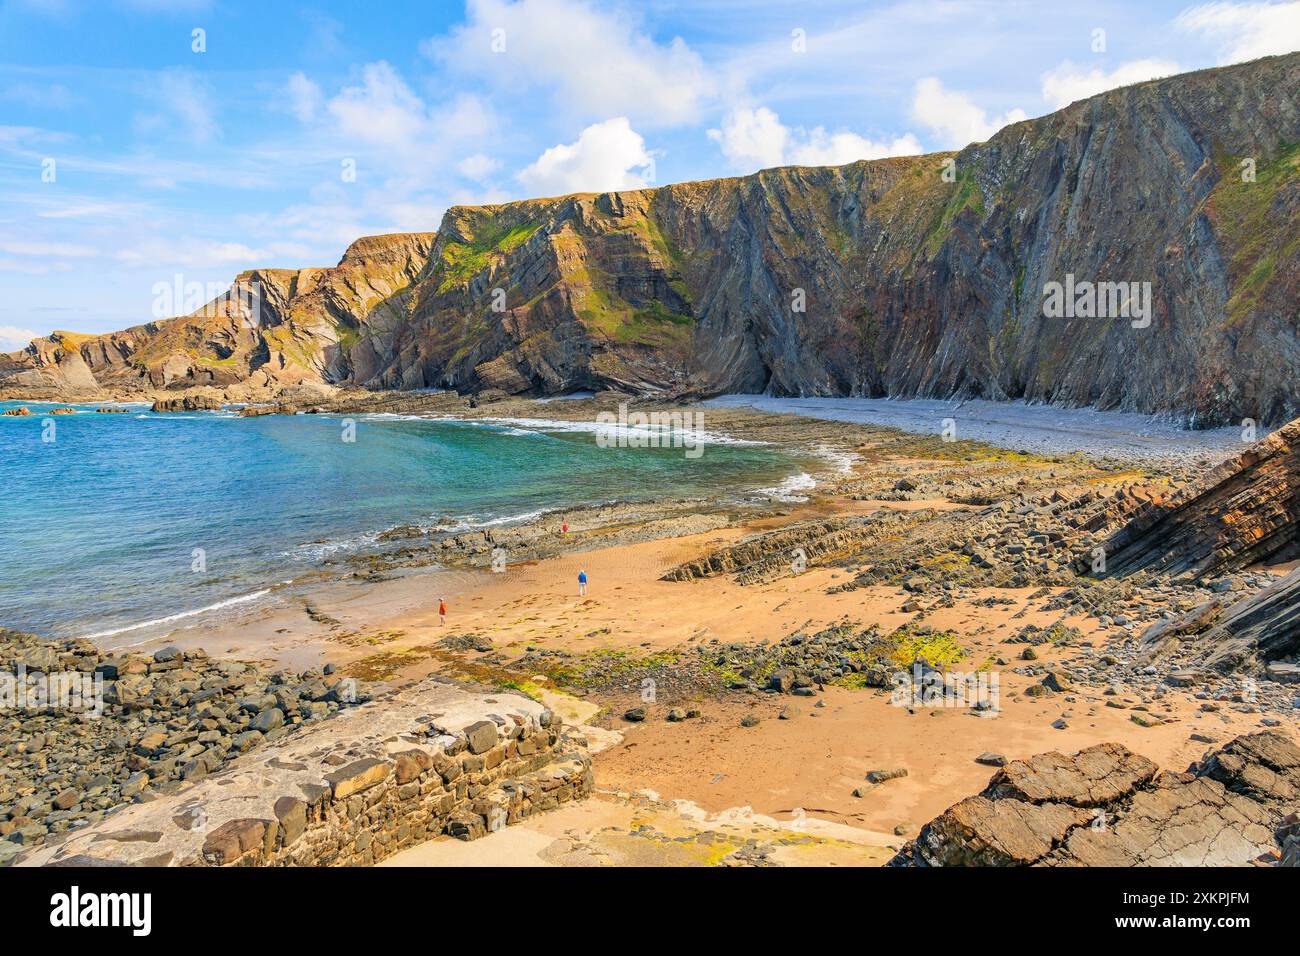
[0, 401, 814, 641]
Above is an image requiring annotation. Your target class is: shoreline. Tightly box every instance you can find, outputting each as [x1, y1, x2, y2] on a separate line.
[8, 390, 1294, 865]
[9, 389, 1249, 661]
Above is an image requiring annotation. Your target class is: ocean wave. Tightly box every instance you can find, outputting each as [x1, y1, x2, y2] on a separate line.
[282, 505, 564, 561]
[282, 530, 381, 560]
[752, 471, 817, 503]
[80, 586, 281, 642]
[813, 444, 858, 474]
[480, 415, 766, 447]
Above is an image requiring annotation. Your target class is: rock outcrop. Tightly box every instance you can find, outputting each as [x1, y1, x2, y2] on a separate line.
[1138, 566, 1300, 675]
[890, 732, 1300, 866]
[1093, 416, 1300, 580]
[150, 394, 224, 413]
[0, 232, 434, 402]
[4, 54, 1299, 423]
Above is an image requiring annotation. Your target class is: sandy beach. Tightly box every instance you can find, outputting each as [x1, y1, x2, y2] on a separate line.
[75, 394, 1294, 865]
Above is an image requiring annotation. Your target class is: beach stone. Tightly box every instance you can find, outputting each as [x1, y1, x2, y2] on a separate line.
[251, 708, 284, 733]
[976, 752, 1007, 767]
[1041, 672, 1072, 693]
[768, 669, 794, 693]
[325, 757, 391, 800]
[464, 720, 499, 753]
[740, 715, 760, 727]
[622, 707, 646, 723]
[866, 768, 908, 784]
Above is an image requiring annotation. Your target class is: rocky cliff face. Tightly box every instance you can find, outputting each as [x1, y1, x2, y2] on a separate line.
[0, 233, 434, 400]
[4, 53, 1298, 421]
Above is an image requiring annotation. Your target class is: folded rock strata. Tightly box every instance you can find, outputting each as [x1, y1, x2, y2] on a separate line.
[4, 53, 1299, 425]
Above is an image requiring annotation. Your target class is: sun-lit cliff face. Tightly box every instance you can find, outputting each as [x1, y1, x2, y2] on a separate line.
[4, 52, 1298, 425]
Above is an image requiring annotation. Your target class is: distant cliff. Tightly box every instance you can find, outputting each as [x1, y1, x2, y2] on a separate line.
[4, 52, 1298, 425]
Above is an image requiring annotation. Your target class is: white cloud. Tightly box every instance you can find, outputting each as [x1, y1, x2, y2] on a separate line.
[0, 324, 40, 351]
[328, 61, 429, 149]
[428, 0, 716, 126]
[457, 153, 501, 181]
[286, 72, 323, 124]
[113, 238, 270, 268]
[708, 105, 921, 173]
[1177, 1, 1300, 64]
[912, 77, 1028, 148]
[134, 71, 219, 144]
[0, 240, 96, 257]
[1041, 59, 1182, 110]
[321, 62, 496, 162]
[518, 117, 654, 195]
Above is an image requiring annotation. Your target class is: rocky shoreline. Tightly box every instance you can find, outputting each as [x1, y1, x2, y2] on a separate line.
[0, 628, 369, 865]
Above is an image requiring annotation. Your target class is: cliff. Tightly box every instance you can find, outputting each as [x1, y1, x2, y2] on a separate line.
[4, 52, 1298, 422]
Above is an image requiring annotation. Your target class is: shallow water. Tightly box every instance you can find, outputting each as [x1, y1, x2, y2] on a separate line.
[0, 403, 807, 639]
[706, 395, 1252, 461]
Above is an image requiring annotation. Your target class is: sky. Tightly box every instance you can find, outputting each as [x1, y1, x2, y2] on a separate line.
[1, 0, 1298, 345]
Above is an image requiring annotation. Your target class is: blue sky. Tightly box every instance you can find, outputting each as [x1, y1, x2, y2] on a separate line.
[2, 0, 1298, 345]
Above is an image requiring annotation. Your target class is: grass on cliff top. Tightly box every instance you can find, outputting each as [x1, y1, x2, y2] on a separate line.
[1209, 142, 1300, 325]
[436, 220, 543, 295]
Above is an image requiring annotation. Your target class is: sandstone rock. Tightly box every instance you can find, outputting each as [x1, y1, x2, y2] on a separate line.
[892, 733, 1298, 866]
[202, 818, 268, 865]
[273, 796, 307, 847]
[325, 757, 391, 800]
[463, 720, 499, 754]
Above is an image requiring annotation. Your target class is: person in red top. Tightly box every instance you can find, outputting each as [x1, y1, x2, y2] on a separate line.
[438, 598, 447, 626]
[562, 522, 568, 534]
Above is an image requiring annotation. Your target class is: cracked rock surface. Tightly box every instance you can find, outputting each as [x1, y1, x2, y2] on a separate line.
[890, 732, 1300, 866]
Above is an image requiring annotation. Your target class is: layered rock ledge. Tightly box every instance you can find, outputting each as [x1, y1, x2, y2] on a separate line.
[15, 677, 592, 867]
[890, 732, 1300, 866]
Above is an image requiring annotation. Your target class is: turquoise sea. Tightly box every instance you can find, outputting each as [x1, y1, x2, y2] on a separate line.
[0, 401, 810, 641]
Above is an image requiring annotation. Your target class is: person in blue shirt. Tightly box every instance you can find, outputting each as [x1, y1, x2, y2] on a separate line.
[578, 569, 588, 596]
